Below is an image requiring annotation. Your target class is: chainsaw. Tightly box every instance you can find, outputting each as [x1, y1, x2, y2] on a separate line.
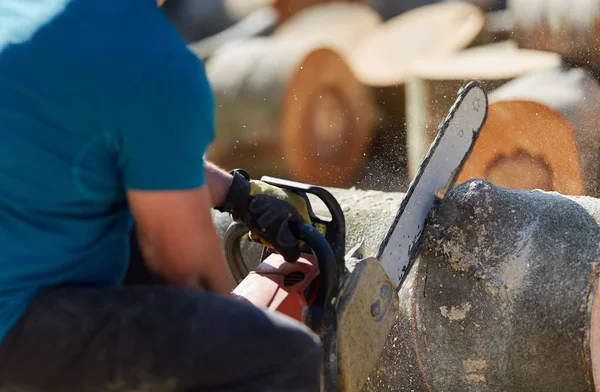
[222, 80, 489, 391]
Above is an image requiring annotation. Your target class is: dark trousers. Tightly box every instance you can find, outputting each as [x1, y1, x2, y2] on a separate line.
[0, 230, 322, 392]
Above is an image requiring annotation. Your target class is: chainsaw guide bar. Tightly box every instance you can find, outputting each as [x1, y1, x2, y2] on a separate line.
[376, 81, 488, 291]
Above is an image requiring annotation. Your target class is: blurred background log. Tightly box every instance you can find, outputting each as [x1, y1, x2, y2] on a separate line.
[457, 67, 600, 197]
[204, 37, 376, 187]
[508, 0, 600, 75]
[405, 43, 561, 178]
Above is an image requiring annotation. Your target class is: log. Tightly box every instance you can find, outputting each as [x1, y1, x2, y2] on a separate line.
[410, 180, 600, 391]
[214, 181, 600, 391]
[204, 37, 377, 187]
[272, 2, 382, 58]
[405, 43, 561, 177]
[456, 67, 600, 197]
[508, 0, 600, 72]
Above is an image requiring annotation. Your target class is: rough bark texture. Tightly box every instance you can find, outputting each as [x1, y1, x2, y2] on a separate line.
[415, 180, 600, 391]
[213, 181, 600, 391]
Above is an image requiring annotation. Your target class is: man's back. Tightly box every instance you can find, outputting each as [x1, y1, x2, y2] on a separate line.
[0, 0, 214, 341]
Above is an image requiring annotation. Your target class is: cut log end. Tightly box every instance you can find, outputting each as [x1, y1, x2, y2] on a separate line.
[204, 38, 376, 186]
[457, 100, 586, 195]
[282, 47, 376, 186]
[350, 1, 485, 87]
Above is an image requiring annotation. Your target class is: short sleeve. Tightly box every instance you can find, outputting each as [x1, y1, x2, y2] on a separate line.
[120, 52, 215, 191]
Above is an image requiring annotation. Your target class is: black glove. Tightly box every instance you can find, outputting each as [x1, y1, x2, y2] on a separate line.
[216, 169, 309, 262]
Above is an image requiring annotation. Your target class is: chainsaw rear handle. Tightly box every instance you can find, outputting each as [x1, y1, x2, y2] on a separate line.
[291, 222, 338, 318]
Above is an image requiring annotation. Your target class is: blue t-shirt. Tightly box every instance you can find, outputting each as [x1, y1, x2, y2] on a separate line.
[0, 0, 214, 341]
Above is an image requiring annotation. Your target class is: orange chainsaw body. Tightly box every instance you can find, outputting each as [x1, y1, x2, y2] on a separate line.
[232, 253, 321, 323]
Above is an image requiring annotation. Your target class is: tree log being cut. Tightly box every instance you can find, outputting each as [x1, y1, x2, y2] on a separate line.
[456, 66, 600, 197]
[204, 37, 376, 187]
[214, 180, 600, 391]
[405, 42, 561, 178]
[508, 0, 600, 73]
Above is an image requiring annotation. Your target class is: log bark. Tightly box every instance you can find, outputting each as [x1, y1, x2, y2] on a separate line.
[409, 180, 600, 391]
[457, 66, 600, 197]
[405, 42, 561, 177]
[213, 181, 600, 391]
[204, 37, 377, 187]
[508, 0, 600, 72]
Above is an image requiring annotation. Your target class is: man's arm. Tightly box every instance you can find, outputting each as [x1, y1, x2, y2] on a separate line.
[127, 185, 233, 297]
[127, 161, 234, 295]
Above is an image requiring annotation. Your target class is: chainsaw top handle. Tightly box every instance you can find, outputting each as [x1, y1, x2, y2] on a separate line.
[260, 175, 346, 272]
[289, 221, 339, 320]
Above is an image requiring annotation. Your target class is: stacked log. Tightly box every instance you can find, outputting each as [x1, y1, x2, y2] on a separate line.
[204, 37, 376, 187]
[456, 67, 600, 197]
[214, 181, 600, 391]
[404, 42, 561, 177]
[508, 0, 600, 73]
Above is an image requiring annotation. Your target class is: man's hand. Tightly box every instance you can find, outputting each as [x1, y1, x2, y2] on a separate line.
[215, 169, 312, 262]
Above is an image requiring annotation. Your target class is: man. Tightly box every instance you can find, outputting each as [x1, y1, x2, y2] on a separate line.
[0, 0, 322, 391]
